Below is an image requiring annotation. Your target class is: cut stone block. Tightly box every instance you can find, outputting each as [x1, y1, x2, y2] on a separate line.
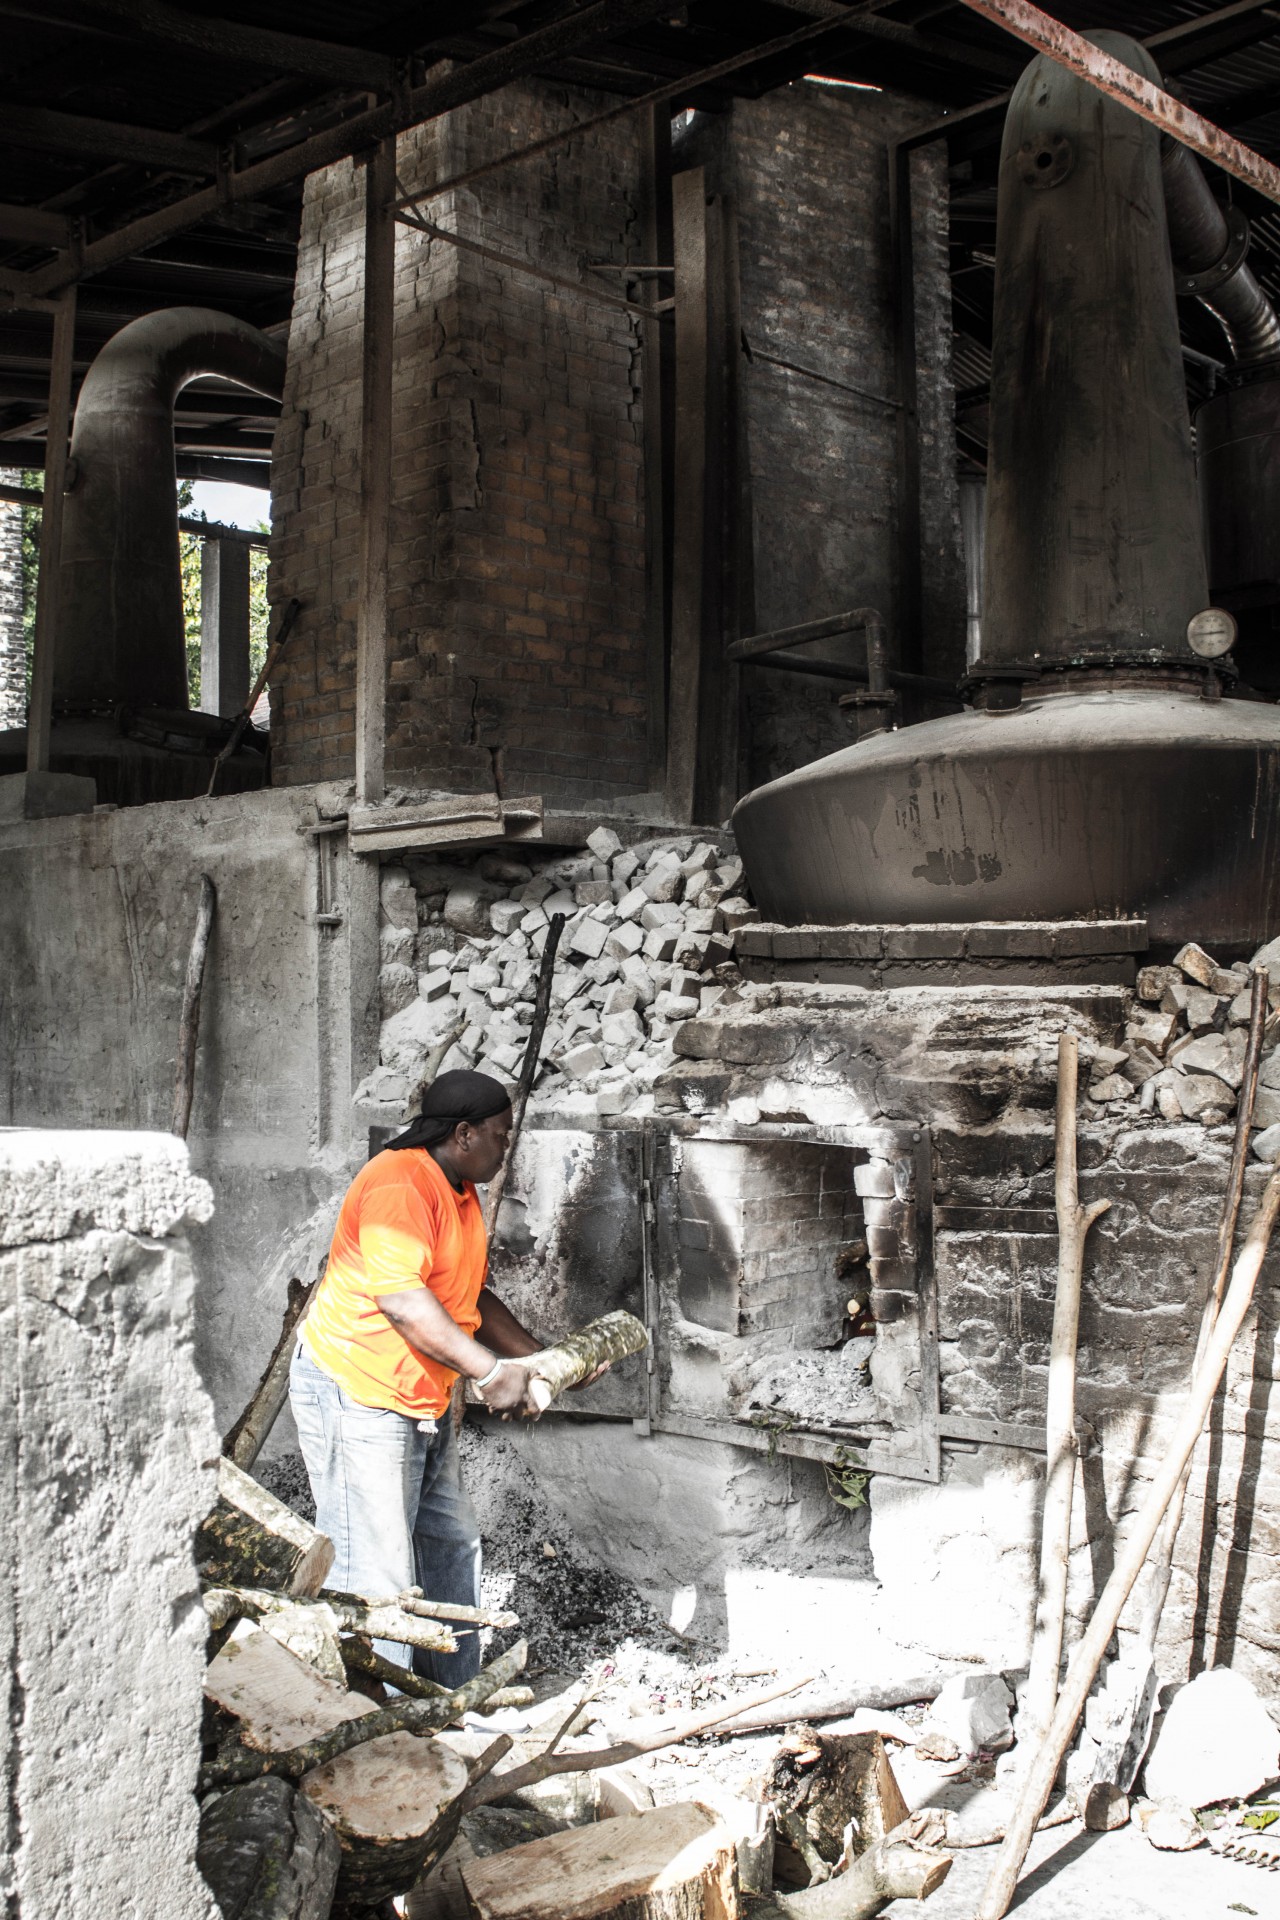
[489, 900, 526, 936]
[417, 968, 451, 1002]
[560, 1042, 606, 1080]
[1144, 1668, 1280, 1809]
[574, 880, 612, 907]
[586, 825, 624, 861]
[1173, 942, 1220, 989]
[643, 927, 680, 962]
[568, 915, 608, 960]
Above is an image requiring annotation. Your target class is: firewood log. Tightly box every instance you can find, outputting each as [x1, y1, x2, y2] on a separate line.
[522, 1310, 648, 1412]
[768, 1828, 952, 1919]
[197, 1458, 334, 1598]
[763, 1729, 909, 1888]
[460, 1800, 739, 1920]
[198, 1775, 340, 1920]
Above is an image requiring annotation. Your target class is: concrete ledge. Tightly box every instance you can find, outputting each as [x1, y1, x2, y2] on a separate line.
[0, 1128, 214, 1247]
[0, 770, 97, 821]
[735, 919, 1147, 986]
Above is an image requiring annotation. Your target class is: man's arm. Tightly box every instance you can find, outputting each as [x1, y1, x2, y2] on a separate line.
[376, 1288, 530, 1413]
[477, 1288, 541, 1358]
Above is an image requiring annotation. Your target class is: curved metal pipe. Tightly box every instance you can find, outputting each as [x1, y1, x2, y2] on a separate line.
[55, 307, 286, 712]
[1162, 141, 1280, 366]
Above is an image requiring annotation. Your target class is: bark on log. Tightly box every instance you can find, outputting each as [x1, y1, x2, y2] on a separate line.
[975, 1162, 1280, 1920]
[340, 1638, 451, 1699]
[198, 1775, 341, 1920]
[1021, 1033, 1109, 1750]
[224, 1275, 320, 1471]
[460, 1800, 738, 1920]
[196, 1458, 335, 1598]
[767, 1827, 952, 1919]
[172, 870, 216, 1139]
[327, 1736, 512, 1916]
[636, 1679, 945, 1743]
[204, 1640, 529, 1790]
[523, 1310, 649, 1412]
[764, 1729, 909, 1887]
[204, 1586, 456, 1656]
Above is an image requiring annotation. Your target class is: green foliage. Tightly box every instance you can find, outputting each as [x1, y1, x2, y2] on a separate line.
[178, 480, 271, 709]
[750, 1411, 794, 1462]
[824, 1444, 870, 1512]
[20, 469, 41, 697]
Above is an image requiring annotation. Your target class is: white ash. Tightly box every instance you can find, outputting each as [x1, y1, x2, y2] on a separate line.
[357, 832, 757, 1118]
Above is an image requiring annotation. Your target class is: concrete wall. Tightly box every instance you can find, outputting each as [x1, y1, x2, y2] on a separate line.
[0, 781, 366, 1435]
[270, 74, 649, 802]
[0, 1129, 218, 1919]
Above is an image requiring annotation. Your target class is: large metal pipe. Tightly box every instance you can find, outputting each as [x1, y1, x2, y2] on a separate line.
[1162, 140, 1280, 366]
[980, 32, 1208, 676]
[55, 308, 285, 712]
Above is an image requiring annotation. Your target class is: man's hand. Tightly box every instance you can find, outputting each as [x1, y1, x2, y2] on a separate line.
[477, 1359, 535, 1416]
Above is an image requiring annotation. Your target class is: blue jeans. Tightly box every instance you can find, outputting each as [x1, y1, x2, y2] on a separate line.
[288, 1343, 482, 1689]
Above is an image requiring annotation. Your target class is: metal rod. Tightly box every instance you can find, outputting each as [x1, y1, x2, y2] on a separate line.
[958, 0, 1280, 206]
[727, 607, 887, 662]
[26, 288, 75, 775]
[740, 651, 957, 698]
[396, 210, 667, 322]
[742, 333, 899, 411]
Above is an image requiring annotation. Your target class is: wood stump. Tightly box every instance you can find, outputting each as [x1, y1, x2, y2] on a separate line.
[198, 1775, 341, 1920]
[460, 1801, 739, 1920]
[197, 1457, 334, 1597]
[206, 1621, 471, 1913]
[762, 1729, 908, 1888]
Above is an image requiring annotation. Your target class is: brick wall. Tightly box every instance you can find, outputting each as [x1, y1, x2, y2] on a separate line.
[682, 85, 965, 789]
[270, 76, 649, 800]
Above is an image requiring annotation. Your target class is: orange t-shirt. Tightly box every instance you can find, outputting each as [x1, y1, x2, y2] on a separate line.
[302, 1148, 488, 1419]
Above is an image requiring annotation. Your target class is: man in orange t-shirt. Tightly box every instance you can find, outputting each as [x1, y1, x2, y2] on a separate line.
[289, 1070, 550, 1689]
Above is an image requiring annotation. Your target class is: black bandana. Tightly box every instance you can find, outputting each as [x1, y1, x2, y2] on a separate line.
[385, 1069, 512, 1152]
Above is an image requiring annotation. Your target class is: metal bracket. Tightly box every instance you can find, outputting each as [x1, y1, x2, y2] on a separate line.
[1175, 204, 1250, 298]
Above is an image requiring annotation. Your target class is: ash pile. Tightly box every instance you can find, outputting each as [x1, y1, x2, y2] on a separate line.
[362, 825, 758, 1120]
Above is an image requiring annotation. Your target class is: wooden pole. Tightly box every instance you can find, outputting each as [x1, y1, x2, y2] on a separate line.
[1021, 1032, 1109, 1747]
[664, 167, 709, 825]
[975, 1161, 1280, 1920]
[26, 286, 76, 773]
[482, 911, 566, 1233]
[355, 134, 396, 808]
[171, 871, 216, 1138]
[206, 594, 301, 795]
[222, 1273, 320, 1469]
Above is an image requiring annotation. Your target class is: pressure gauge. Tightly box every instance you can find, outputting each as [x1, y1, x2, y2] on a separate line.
[1187, 608, 1237, 659]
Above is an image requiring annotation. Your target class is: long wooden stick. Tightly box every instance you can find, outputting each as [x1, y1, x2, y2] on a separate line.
[976, 1161, 1280, 1920]
[1132, 965, 1269, 1656]
[482, 909, 566, 1233]
[222, 1274, 320, 1468]
[171, 871, 216, 1138]
[207, 595, 302, 797]
[1021, 1033, 1109, 1748]
[464, 1673, 812, 1808]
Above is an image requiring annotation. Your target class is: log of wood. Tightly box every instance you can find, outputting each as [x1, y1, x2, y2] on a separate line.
[340, 1637, 451, 1699]
[460, 1800, 739, 1920]
[975, 1162, 1280, 1920]
[172, 871, 216, 1139]
[522, 1310, 649, 1412]
[763, 1729, 909, 1888]
[196, 1458, 335, 1598]
[197, 1775, 341, 1920]
[223, 1275, 320, 1471]
[205, 1618, 377, 1755]
[1021, 1032, 1109, 1751]
[203, 1586, 456, 1657]
[629, 1678, 945, 1744]
[765, 1820, 952, 1920]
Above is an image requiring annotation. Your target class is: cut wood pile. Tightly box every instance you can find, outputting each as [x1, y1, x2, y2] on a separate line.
[1086, 936, 1280, 1125]
[192, 1454, 958, 1920]
[359, 826, 756, 1117]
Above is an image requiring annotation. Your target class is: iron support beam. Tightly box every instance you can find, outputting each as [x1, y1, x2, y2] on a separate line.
[0, 104, 219, 173]
[0, 203, 72, 247]
[35, 0, 398, 90]
[958, 0, 1280, 206]
[26, 290, 75, 773]
[15, 0, 682, 305]
[355, 138, 396, 809]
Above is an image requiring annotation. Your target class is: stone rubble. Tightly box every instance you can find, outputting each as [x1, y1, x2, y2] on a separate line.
[357, 827, 758, 1118]
[1084, 938, 1280, 1133]
[1142, 1667, 1280, 1811]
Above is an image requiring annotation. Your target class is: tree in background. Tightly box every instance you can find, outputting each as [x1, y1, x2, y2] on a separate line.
[179, 478, 270, 709]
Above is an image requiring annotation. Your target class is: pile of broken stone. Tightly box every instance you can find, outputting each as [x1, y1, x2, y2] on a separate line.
[1088, 936, 1280, 1141]
[359, 824, 758, 1118]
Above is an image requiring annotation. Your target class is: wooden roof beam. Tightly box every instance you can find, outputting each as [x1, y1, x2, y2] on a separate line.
[0, 104, 219, 172]
[28, 0, 399, 90]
